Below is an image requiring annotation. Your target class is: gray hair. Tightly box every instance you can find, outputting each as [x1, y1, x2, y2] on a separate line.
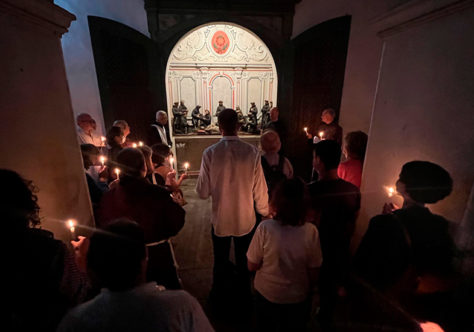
[156, 110, 167, 118]
[322, 108, 336, 117]
[113, 120, 129, 130]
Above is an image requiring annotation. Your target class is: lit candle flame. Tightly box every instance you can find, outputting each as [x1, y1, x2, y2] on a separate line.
[101, 136, 106, 142]
[303, 127, 308, 134]
[114, 168, 120, 179]
[319, 131, 325, 139]
[169, 157, 174, 169]
[184, 162, 190, 171]
[138, 141, 144, 147]
[132, 143, 137, 148]
[67, 219, 76, 233]
[99, 155, 106, 166]
[385, 186, 395, 197]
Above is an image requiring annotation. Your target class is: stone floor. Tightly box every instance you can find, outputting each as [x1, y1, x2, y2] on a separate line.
[173, 178, 256, 331]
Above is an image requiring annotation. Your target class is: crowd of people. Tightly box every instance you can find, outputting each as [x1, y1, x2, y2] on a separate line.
[4, 107, 472, 332]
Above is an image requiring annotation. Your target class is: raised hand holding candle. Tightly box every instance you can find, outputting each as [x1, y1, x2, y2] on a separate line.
[114, 168, 120, 179]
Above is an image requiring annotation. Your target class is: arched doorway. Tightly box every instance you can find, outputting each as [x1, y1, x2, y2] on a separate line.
[165, 22, 278, 125]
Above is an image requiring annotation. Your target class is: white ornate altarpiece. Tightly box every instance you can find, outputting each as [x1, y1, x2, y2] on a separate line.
[166, 23, 278, 118]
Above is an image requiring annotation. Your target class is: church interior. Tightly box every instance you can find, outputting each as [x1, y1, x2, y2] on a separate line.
[1, 0, 474, 331]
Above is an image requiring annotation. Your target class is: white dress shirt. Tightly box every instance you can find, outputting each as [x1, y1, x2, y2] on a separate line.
[196, 136, 269, 237]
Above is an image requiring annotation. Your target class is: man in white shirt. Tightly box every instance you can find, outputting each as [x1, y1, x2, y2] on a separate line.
[196, 108, 269, 304]
[76, 113, 102, 146]
[57, 219, 213, 332]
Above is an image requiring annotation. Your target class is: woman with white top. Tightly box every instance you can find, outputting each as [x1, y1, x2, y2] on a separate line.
[247, 178, 323, 331]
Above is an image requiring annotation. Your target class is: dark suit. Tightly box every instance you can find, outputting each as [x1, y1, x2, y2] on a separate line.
[147, 122, 172, 147]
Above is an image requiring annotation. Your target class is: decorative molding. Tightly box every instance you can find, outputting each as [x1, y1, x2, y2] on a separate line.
[0, 0, 76, 36]
[372, 0, 474, 38]
[171, 23, 273, 64]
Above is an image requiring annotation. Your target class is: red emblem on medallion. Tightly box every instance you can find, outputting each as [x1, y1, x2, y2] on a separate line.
[211, 31, 230, 55]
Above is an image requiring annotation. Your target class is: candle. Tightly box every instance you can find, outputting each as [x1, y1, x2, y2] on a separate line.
[169, 157, 174, 169]
[138, 141, 144, 147]
[385, 186, 395, 198]
[303, 127, 308, 135]
[99, 155, 106, 166]
[132, 143, 138, 148]
[67, 219, 78, 241]
[114, 168, 120, 179]
[101, 136, 106, 146]
[184, 162, 190, 172]
[319, 131, 325, 140]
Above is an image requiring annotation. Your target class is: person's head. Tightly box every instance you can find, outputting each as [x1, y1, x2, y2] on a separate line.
[1, 169, 41, 234]
[113, 120, 130, 138]
[270, 107, 279, 121]
[205, 109, 210, 115]
[264, 100, 269, 105]
[180, 100, 185, 106]
[260, 130, 281, 154]
[196, 105, 201, 109]
[251, 102, 255, 106]
[270, 178, 308, 226]
[313, 140, 341, 174]
[156, 111, 168, 125]
[343, 131, 368, 161]
[218, 108, 239, 136]
[151, 143, 171, 166]
[76, 113, 94, 133]
[106, 126, 124, 147]
[87, 219, 147, 291]
[397, 161, 452, 204]
[116, 148, 146, 178]
[173, 102, 179, 106]
[138, 145, 153, 175]
[321, 108, 336, 124]
[218, 100, 223, 105]
[80, 144, 100, 169]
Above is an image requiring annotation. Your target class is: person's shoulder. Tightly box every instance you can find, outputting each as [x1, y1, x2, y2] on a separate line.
[336, 178, 360, 193]
[58, 296, 102, 329]
[154, 289, 201, 309]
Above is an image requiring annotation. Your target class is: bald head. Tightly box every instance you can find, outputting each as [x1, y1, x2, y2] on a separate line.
[77, 113, 94, 133]
[155, 111, 168, 125]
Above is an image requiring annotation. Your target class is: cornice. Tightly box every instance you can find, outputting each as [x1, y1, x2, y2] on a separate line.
[371, 0, 474, 38]
[0, 0, 76, 36]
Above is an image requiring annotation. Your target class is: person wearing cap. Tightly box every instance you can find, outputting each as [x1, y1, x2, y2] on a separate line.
[260, 100, 271, 128]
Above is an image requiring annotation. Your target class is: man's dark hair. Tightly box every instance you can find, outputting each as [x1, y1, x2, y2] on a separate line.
[218, 108, 238, 134]
[399, 161, 452, 204]
[1, 169, 41, 232]
[106, 126, 123, 147]
[116, 148, 145, 178]
[150, 143, 171, 166]
[80, 144, 100, 169]
[345, 131, 368, 161]
[313, 140, 341, 170]
[271, 177, 308, 226]
[87, 219, 146, 291]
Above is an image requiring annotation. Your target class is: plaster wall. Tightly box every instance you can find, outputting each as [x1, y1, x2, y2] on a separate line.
[0, 0, 93, 240]
[292, 0, 409, 134]
[55, 0, 149, 135]
[355, 3, 474, 245]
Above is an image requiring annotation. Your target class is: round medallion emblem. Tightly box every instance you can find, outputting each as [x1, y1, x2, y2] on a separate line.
[211, 31, 230, 55]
